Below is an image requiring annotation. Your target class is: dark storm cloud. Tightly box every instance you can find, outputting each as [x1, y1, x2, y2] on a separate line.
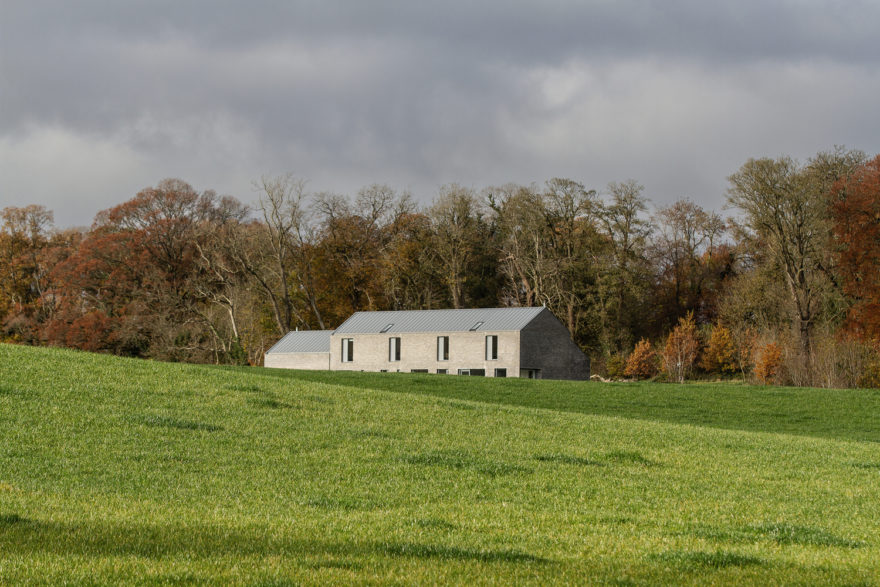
[2, 1, 879, 226]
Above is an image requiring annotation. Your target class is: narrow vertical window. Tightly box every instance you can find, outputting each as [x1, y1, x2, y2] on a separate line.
[486, 335, 498, 360]
[342, 338, 354, 362]
[389, 337, 401, 361]
[437, 336, 449, 361]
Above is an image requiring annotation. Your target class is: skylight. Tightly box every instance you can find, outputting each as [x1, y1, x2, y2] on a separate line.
[469, 321, 484, 331]
[380, 323, 394, 333]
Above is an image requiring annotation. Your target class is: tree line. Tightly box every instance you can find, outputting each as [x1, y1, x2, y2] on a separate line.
[2, 148, 879, 387]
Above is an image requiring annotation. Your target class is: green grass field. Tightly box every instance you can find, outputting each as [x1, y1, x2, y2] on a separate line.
[2, 343, 879, 585]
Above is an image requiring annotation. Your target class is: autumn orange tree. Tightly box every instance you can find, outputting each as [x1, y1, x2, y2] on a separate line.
[662, 312, 701, 382]
[624, 338, 659, 380]
[700, 323, 738, 374]
[754, 342, 782, 384]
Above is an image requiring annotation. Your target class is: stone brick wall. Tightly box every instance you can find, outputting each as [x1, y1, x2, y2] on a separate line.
[329, 331, 520, 376]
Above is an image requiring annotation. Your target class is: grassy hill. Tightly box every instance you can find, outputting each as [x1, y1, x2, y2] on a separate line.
[1, 344, 879, 585]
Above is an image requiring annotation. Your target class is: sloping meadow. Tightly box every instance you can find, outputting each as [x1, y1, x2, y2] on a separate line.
[1, 344, 878, 584]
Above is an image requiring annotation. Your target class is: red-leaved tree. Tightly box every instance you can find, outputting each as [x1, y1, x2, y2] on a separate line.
[833, 155, 880, 341]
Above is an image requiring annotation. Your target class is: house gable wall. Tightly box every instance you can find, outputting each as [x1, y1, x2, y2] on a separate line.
[519, 308, 590, 380]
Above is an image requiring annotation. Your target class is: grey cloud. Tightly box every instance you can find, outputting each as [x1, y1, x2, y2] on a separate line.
[1, 1, 879, 227]
[7, 1, 879, 63]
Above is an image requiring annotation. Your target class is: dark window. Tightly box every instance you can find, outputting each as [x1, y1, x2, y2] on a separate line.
[494, 368, 507, 378]
[411, 369, 428, 373]
[389, 337, 401, 361]
[437, 369, 448, 374]
[486, 335, 498, 360]
[458, 368, 485, 376]
[342, 338, 354, 362]
[437, 336, 449, 361]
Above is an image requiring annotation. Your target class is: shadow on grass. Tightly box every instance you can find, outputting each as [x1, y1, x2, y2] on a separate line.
[0, 517, 549, 564]
[604, 451, 660, 467]
[534, 451, 657, 468]
[0, 513, 30, 525]
[247, 397, 294, 410]
[380, 542, 548, 564]
[223, 366, 880, 444]
[139, 415, 223, 432]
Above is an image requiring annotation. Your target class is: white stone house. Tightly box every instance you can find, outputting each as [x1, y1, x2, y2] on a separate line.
[264, 307, 590, 380]
[263, 330, 332, 370]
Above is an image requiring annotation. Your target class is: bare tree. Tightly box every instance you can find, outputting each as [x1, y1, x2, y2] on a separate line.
[254, 174, 325, 332]
[726, 150, 863, 369]
[429, 184, 483, 309]
[598, 180, 652, 351]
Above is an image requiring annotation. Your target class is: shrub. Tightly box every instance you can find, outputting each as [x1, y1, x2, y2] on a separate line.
[700, 323, 738, 375]
[858, 359, 880, 388]
[606, 353, 627, 380]
[754, 342, 782, 384]
[808, 330, 876, 389]
[663, 313, 701, 383]
[732, 327, 759, 378]
[624, 339, 659, 380]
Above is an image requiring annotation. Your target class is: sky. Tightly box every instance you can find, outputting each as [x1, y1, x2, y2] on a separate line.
[2, 1, 879, 228]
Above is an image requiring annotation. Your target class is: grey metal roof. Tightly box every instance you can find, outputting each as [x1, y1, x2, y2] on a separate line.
[333, 307, 546, 335]
[266, 330, 332, 354]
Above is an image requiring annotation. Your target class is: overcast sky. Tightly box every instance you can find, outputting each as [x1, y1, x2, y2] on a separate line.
[2, 1, 879, 228]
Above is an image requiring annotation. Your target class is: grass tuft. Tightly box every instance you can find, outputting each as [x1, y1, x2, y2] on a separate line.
[349, 429, 393, 439]
[301, 496, 379, 511]
[413, 518, 457, 530]
[402, 450, 473, 469]
[534, 453, 603, 466]
[225, 383, 263, 393]
[746, 523, 864, 548]
[401, 450, 530, 477]
[852, 462, 880, 470]
[304, 559, 363, 570]
[0, 383, 24, 396]
[690, 523, 864, 549]
[650, 550, 764, 568]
